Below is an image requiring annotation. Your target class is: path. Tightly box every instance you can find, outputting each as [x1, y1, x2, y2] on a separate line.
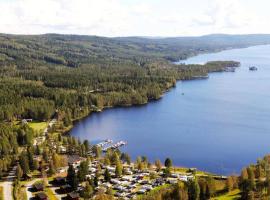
[0, 166, 17, 200]
[25, 178, 42, 200]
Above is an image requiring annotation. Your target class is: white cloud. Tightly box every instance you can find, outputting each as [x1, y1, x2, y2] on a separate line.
[0, 0, 269, 36]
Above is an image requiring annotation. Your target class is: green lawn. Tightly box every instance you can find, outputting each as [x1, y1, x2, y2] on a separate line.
[45, 188, 58, 200]
[212, 189, 241, 200]
[0, 186, 3, 200]
[28, 122, 48, 132]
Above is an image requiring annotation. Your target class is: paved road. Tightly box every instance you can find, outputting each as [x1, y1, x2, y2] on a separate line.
[0, 166, 17, 200]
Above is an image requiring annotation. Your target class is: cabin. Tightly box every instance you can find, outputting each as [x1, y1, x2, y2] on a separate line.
[60, 184, 72, 193]
[54, 177, 66, 185]
[36, 192, 48, 200]
[22, 118, 33, 124]
[33, 183, 44, 191]
[137, 189, 147, 194]
[59, 145, 67, 153]
[68, 155, 85, 167]
[67, 192, 80, 200]
[142, 185, 153, 191]
[179, 175, 188, 182]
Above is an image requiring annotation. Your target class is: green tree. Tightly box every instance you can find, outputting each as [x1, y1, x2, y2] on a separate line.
[188, 179, 200, 200]
[155, 159, 162, 171]
[67, 164, 78, 190]
[16, 164, 23, 181]
[226, 176, 234, 192]
[165, 158, 172, 168]
[48, 160, 56, 176]
[78, 160, 89, 182]
[19, 151, 29, 175]
[115, 161, 123, 177]
[104, 168, 111, 182]
[82, 182, 93, 199]
[93, 146, 102, 158]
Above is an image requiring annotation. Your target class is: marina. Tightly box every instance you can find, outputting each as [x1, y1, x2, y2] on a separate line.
[90, 139, 128, 153]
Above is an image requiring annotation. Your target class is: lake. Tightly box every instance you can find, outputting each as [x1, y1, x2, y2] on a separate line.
[70, 45, 270, 175]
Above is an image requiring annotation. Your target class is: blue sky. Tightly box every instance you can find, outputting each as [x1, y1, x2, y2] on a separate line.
[0, 0, 269, 36]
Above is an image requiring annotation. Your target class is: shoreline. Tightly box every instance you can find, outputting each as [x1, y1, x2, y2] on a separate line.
[67, 61, 240, 136]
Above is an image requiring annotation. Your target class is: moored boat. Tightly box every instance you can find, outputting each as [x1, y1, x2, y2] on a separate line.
[249, 66, 258, 71]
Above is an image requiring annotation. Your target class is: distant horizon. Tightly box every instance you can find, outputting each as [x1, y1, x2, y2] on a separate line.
[1, 32, 270, 38]
[0, 0, 269, 37]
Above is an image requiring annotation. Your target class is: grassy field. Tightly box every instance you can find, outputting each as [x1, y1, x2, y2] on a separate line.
[0, 186, 3, 200]
[212, 189, 241, 200]
[28, 122, 48, 132]
[45, 188, 58, 200]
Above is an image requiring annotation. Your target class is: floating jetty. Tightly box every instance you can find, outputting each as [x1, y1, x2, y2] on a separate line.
[88, 139, 127, 154]
[96, 139, 113, 148]
[102, 140, 127, 152]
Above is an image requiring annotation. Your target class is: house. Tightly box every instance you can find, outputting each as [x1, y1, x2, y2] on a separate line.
[59, 145, 67, 153]
[113, 185, 124, 191]
[60, 184, 72, 193]
[110, 179, 121, 185]
[22, 118, 33, 124]
[36, 192, 48, 200]
[142, 185, 153, 191]
[68, 155, 85, 167]
[89, 167, 96, 173]
[102, 182, 112, 188]
[171, 173, 179, 178]
[106, 166, 115, 172]
[67, 192, 80, 200]
[137, 189, 147, 194]
[115, 192, 124, 197]
[54, 177, 66, 185]
[188, 168, 197, 173]
[121, 176, 133, 182]
[167, 178, 178, 184]
[57, 167, 67, 173]
[33, 183, 44, 191]
[139, 180, 149, 185]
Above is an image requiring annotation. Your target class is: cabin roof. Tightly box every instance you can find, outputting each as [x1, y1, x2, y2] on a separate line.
[68, 192, 80, 198]
[36, 192, 47, 199]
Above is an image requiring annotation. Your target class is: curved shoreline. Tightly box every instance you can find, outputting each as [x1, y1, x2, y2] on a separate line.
[67, 60, 239, 135]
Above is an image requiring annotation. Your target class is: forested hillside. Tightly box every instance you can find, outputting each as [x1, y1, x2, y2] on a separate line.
[1, 34, 270, 66]
[0, 33, 269, 199]
[0, 33, 258, 123]
[0, 34, 266, 154]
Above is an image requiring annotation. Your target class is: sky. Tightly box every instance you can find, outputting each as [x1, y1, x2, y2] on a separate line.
[0, 0, 269, 37]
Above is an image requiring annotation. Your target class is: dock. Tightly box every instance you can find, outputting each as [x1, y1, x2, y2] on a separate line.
[96, 139, 113, 148]
[88, 139, 127, 154]
[102, 140, 127, 152]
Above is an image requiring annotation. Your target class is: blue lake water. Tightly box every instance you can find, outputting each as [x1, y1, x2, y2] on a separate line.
[70, 45, 270, 175]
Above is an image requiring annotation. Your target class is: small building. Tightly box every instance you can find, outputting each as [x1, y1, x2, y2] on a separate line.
[60, 184, 72, 193]
[179, 175, 188, 182]
[68, 155, 86, 167]
[171, 173, 179, 178]
[59, 145, 67, 153]
[54, 177, 66, 185]
[137, 189, 147, 194]
[33, 183, 44, 191]
[36, 192, 48, 200]
[67, 192, 80, 200]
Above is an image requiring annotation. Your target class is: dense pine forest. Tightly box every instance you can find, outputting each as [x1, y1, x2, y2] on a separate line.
[0, 33, 268, 169]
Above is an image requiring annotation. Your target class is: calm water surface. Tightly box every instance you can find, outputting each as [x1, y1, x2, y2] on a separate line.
[70, 45, 270, 175]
